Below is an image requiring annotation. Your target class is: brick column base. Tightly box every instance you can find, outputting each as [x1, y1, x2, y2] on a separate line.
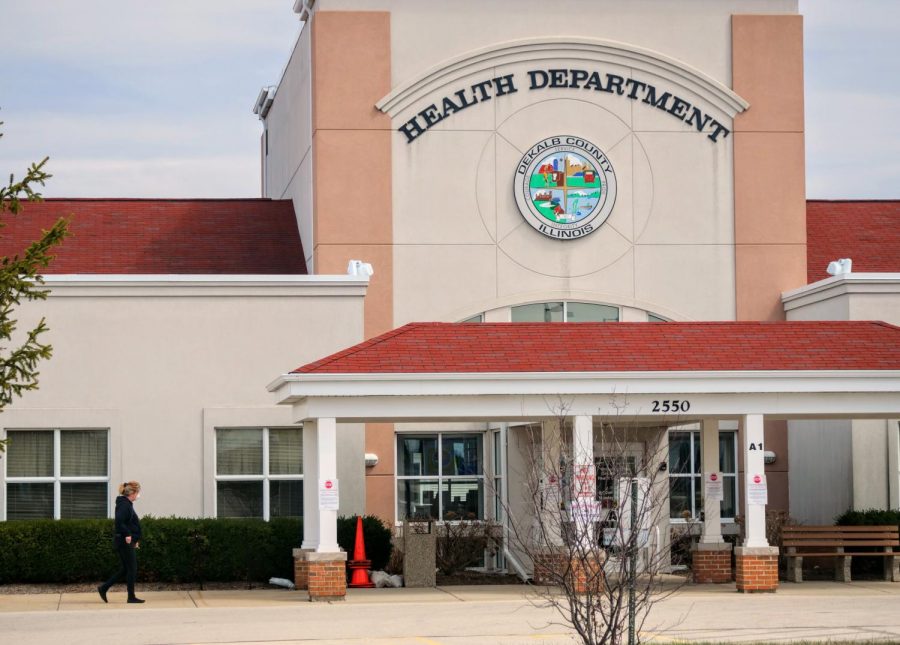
[532, 551, 605, 593]
[295, 551, 348, 601]
[292, 548, 311, 590]
[734, 546, 779, 593]
[532, 551, 568, 586]
[692, 543, 733, 584]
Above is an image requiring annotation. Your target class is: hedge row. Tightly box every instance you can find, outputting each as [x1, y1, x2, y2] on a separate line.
[835, 508, 900, 527]
[0, 515, 391, 584]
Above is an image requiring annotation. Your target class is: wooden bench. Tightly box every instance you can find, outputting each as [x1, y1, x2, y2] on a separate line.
[782, 525, 899, 583]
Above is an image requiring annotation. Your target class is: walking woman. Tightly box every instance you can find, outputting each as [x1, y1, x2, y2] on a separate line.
[98, 481, 145, 604]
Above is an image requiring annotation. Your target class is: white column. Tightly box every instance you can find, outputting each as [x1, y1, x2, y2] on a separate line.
[316, 417, 340, 553]
[300, 417, 341, 553]
[539, 419, 564, 546]
[572, 416, 595, 547]
[700, 419, 724, 544]
[301, 419, 320, 551]
[742, 414, 768, 548]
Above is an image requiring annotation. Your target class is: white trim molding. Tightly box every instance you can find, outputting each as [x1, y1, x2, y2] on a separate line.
[42, 274, 369, 298]
[376, 37, 749, 118]
[782, 273, 900, 313]
[269, 370, 900, 423]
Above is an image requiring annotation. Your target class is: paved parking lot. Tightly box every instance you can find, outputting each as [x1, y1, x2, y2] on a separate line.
[1, 581, 900, 644]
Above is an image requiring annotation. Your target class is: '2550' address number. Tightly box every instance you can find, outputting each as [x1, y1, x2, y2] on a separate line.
[651, 400, 690, 413]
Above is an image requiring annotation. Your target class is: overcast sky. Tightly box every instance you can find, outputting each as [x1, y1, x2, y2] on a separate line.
[0, 0, 896, 200]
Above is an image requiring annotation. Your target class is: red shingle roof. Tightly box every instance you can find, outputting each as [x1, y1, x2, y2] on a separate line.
[293, 321, 900, 374]
[0, 199, 307, 274]
[807, 200, 900, 282]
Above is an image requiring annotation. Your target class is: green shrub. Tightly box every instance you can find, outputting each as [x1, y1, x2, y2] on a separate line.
[0, 517, 303, 584]
[834, 509, 900, 527]
[0, 515, 393, 584]
[336, 515, 393, 571]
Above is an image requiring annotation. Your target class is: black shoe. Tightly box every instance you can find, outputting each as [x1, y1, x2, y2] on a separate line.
[127, 597, 145, 604]
[97, 586, 108, 603]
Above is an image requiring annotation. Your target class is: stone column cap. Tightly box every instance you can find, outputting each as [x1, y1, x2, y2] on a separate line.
[299, 550, 348, 562]
[735, 546, 779, 556]
[693, 542, 733, 552]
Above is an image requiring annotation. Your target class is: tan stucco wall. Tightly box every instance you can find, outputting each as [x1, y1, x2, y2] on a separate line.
[732, 14, 807, 321]
[785, 279, 900, 516]
[0, 279, 367, 520]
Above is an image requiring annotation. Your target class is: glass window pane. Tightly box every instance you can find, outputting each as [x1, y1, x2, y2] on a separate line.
[693, 475, 702, 516]
[721, 476, 737, 518]
[668, 432, 692, 474]
[494, 478, 503, 521]
[270, 480, 303, 518]
[216, 481, 263, 518]
[397, 479, 439, 521]
[566, 302, 619, 322]
[60, 430, 108, 477]
[718, 432, 736, 474]
[511, 302, 564, 322]
[6, 431, 53, 477]
[669, 477, 691, 519]
[442, 434, 482, 476]
[693, 433, 701, 474]
[461, 314, 483, 323]
[61, 482, 108, 519]
[397, 436, 438, 476]
[216, 429, 262, 476]
[269, 428, 302, 475]
[441, 479, 484, 520]
[6, 483, 54, 519]
[493, 431, 502, 473]
[648, 314, 667, 323]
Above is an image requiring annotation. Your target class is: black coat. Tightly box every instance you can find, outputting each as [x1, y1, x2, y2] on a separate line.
[113, 495, 142, 545]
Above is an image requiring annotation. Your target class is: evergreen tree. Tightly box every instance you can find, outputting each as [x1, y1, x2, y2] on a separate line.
[0, 123, 69, 452]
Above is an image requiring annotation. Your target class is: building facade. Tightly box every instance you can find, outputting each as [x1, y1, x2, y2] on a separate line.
[1, 1, 898, 580]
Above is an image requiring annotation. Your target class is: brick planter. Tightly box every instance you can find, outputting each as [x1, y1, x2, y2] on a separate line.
[532, 550, 568, 585]
[294, 550, 348, 601]
[692, 543, 733, 584]
[533, 550, 605, 593]
[734, 546, 779, 593]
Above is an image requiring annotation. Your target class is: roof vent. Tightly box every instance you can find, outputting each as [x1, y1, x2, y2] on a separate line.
[252, 86, 277, 119]
[347, 260, 374, 277]
[826, 258, 852, 276]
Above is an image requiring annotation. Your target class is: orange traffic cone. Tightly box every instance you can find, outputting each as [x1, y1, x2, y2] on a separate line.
[348, 516, 375, 588]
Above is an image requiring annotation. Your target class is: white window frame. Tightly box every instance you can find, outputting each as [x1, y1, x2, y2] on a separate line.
[668, 428, 738, 523]
[509, 300, 620, 323]
[394, 431, 486, 524]
[3, 428, 110, 520]
[214, 426, 303, 521]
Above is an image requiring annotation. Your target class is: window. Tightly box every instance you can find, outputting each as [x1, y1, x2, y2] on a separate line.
[397, 433, 484, 521]
[668, 429, 738, 520]
[648, 313, 668, 322]
[511, 301, 619, 323]
[4, 429, 108, 520]
[215, 427, 303, 520]
[461, 314, 484, 323]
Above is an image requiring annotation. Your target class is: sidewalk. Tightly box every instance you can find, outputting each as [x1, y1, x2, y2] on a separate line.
[1, 580, 899, 644]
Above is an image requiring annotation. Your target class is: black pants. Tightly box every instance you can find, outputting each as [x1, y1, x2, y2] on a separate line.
[101, 541, 138, 599]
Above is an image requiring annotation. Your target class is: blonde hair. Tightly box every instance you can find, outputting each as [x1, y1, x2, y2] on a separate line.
[119, 481, 141, 497]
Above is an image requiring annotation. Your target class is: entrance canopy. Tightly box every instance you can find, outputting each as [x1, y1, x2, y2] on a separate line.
[269, 321, 900, 423]
[268, 320, 900, 555]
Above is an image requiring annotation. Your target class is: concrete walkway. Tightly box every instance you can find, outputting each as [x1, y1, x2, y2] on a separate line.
[1, 580, 899, 644]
